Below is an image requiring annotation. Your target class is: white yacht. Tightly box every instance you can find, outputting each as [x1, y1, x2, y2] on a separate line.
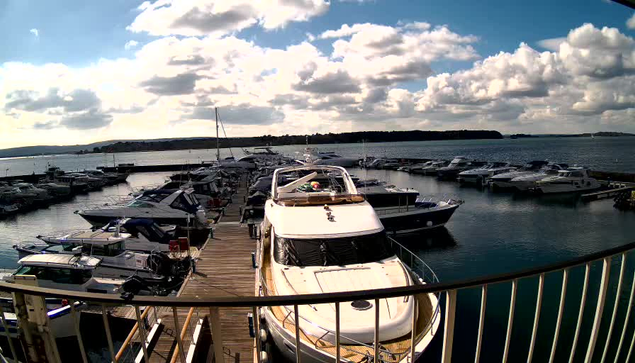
[299, 148, 358, 167]
[533, 167, 601, 194]
[77, 189, 208, 229]
[507, 163, 569, 191]
[489, 160, 550, 190]
[256, 165, 440, 362]
[457, 162, 516, 185]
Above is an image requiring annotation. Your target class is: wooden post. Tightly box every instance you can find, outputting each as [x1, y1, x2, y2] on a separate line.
[209, 307, 225, 361]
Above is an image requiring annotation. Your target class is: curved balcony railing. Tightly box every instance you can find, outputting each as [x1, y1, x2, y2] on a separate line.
[0, 241, 634, 362]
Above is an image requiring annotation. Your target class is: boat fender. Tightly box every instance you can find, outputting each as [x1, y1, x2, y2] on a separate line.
[259, 351, 268, 363]
[259, 328, 268, 343]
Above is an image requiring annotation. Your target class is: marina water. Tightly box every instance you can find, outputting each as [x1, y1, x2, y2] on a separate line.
[1, 137, 635, 361]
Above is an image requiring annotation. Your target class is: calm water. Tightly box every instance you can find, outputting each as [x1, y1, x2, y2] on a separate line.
[1, 138, 635, 361]
[1, 136, 635, 176]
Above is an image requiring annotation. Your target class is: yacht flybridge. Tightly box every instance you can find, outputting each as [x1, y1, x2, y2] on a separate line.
[256, 165, 440, 362]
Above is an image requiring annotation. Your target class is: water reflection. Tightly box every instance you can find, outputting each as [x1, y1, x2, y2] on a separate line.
[394, 227, 458, 250]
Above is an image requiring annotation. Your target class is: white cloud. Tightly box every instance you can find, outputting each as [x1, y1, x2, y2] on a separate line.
[413, 23, 635, 133]
[124, 40, 139, 50]
[536, 37, 565, 51]
[627, 13, 635, 29]
[29, 28, 39, 37]
[2, 20, 635, 148]
[127, 0, 330, 37]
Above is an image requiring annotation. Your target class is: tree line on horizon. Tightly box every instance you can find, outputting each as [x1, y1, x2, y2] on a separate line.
[89, 130, 503, 154]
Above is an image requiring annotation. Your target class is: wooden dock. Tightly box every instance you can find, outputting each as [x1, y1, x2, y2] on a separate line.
[581, 185, 635, 202]
[148, 182, 256, 363]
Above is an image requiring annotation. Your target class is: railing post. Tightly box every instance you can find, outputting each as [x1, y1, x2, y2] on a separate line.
[172, 307, 187, 363]
[0, 305, 18, 362]
[614, 267, 635, 363]
[584, 257, 611, 363]
[335, 302, 340, 363]
[601, 253, 626, 363]
[474, 285, 487, 363]
[136, 306, 150, 363]
[99, 305, 117, 363]
[527, 274, 545, 363]
[209, 307, 225, 362]
[502, 279, 518, 363]
[294, 304, 302, 363]
[569, 263, 591, 363]
[69, 300, 88, 363]
[253, 306, 261, 356]
[442, 290, 457, 363]
[13, 292, 38, 362]
[38, 296, 61, 363]
[549, 269, 569, 363]
[409, 297, 417, 363]
[374, 298, 380, 363]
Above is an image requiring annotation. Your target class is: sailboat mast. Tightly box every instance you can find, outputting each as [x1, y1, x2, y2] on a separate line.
[215, 107, 220, 161]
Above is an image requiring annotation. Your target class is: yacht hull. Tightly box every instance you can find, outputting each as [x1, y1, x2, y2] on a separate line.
[262, 293, 440, 363]
[377, 204, 459, 234]
[78, 212, 190, 228]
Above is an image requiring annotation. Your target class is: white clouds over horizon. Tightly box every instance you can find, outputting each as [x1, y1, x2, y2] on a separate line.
[1, 0, 635, 148]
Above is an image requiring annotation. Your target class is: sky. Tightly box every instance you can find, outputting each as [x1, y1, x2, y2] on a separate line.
[1, 0, 635, 149]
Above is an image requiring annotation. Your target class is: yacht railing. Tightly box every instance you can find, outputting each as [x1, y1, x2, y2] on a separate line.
[0, 241, 635, 362]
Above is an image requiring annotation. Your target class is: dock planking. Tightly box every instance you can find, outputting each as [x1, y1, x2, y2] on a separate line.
[149, 182, 257, 363]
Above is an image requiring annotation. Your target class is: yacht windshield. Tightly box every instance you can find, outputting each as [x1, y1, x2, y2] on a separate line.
[274, 232, 394, 267]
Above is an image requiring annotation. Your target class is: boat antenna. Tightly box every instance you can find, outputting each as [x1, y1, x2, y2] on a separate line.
[215, 107, 220, 162]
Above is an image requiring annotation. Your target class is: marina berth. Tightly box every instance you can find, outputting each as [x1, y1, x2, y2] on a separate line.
[256, 164, 440, 362]
[437, 156, 480, 180]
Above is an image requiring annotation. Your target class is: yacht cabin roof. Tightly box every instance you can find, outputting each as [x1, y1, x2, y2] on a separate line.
[18, 254, 101, 270]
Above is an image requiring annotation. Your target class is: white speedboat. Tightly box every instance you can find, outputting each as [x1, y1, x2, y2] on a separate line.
[437, 156, 474, 179]
[489, 160, 550, 190]
[77, 189, 208, 229]
[508, 163, 569, 191]
[27, 218, 176, 253]
[256, 165, 440, 363]
[411, 160, 448, 175]
[457, 162, 516, 185]
[13, 236, 187, 280]
[533, 167, 601, 194]
[5, 254, 123, 293]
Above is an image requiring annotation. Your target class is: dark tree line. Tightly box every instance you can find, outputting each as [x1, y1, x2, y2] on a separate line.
[91, 130, 503, 154]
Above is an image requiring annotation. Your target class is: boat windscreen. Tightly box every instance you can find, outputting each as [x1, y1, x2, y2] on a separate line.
[274, 232, 394, 267]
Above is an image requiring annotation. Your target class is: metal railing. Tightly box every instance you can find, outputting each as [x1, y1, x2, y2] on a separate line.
[0, 241, 635, 362]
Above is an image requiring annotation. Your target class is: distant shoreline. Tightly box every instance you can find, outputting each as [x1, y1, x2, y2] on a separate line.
[1, 130, 632, 159]
[0, 130, 503, 159]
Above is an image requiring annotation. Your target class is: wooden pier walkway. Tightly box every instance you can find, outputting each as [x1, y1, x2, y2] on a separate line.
[581, 185, 635, 202]
[148, 182, 256, 363]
